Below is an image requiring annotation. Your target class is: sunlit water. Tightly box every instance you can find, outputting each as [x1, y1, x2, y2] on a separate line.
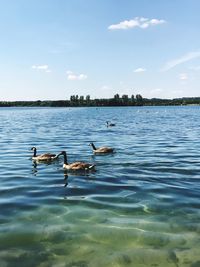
[0, 106, 200, 267]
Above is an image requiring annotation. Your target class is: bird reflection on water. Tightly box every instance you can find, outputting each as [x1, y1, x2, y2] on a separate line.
[63, 172, 68, 187]
[31, 161, 38, 175]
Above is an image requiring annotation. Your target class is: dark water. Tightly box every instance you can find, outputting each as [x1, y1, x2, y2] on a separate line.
[0, 106, 200, 267]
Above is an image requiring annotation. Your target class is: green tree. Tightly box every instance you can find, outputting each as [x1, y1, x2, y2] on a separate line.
[75, 95, 79, 102]
[86, 95, 91, 105]
[113, 93, 120, 105]
[70, 95, 75, 102]
[136, 94, 143, 106]
[131, 94, 135, 105]
[79, 96, 84, 105]
[122, 94, 129, 105]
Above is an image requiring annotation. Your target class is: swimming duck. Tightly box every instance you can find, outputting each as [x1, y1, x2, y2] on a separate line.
[58, 151, 96, 171]
[106, 121, 116, 127]
[31, 147, 58, 161]
[89, 142, 114, 154]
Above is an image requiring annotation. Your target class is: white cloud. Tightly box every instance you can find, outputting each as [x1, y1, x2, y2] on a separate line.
[32, 65, 51, 72]
[66, 70, 87, 81]
[179, 73, 188, 80]
[162, 51, 200, 71]
[134, 67, 146, 73]
[108, 17, 165, 30]
[66, 70, 73, 75]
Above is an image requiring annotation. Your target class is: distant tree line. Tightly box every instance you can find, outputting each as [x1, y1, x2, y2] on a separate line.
[68, 94, 144, 106]
[1, 94, 200, 107]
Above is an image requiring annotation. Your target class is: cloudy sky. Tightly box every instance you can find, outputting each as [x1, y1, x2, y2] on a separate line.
[0, 0, 200, 101]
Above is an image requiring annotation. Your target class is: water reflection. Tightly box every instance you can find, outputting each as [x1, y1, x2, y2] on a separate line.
[31, 161, 38, 175]
[63, 172, 68, 187]
[30, 159, 58, 175]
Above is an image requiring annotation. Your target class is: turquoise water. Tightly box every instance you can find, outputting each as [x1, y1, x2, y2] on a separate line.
[0, 106, 200, 267]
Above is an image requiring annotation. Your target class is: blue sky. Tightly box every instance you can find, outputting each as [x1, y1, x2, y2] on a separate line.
[0, 0, 200, 101]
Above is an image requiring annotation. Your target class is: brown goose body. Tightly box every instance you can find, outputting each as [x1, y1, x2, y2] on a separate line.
[89, 142, 114, 154]
[31, 147, 58, 161]
[58, 151, 96, 171]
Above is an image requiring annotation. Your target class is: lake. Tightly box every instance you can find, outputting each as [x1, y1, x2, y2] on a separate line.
[0, 106, 200, 267]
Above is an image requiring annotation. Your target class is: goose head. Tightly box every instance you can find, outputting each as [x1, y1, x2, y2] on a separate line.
[58, 151, 66, 156]
[89, 142, 96, 150]
[89, 142, 95, 147]
[57, 151, 68, 164]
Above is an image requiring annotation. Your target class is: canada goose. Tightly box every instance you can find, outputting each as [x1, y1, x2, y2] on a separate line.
[106, 121, 116, 127]
[89, 142, 114, 154]
[31, 147, 58, 161]
[58, 151, 96, 171]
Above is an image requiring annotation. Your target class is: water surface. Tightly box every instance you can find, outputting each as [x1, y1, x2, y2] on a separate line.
[0, 106, 200, 267]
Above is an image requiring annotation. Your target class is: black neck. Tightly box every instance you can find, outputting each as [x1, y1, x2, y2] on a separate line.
[91, 143, 97, 150]
[63, 152, 68, 164]
[33, 149, 37, 157]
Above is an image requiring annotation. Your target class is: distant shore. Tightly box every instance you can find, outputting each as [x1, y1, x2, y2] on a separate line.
[0, 96, 200, 107]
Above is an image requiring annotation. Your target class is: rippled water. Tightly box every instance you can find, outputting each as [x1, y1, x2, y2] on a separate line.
[0, 106, 200, 267]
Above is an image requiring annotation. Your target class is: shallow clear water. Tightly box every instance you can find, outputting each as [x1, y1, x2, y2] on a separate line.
[0, 106, 200, 267]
